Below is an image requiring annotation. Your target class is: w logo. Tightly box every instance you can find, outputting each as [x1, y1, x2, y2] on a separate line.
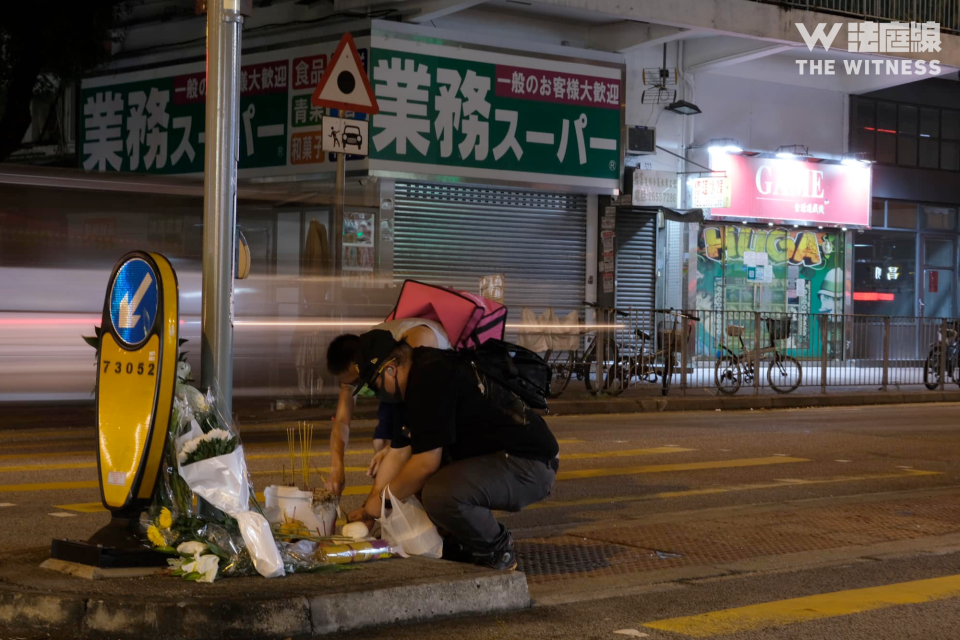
[796, 23, 844, 51]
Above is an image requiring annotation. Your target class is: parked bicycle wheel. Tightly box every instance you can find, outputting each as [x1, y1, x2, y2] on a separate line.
[714, 356, 742, 395]
[924, 347, 942, 390]
[767, 354, 801, 393]
[922, 347, 960, 390]
[545, 350, 574, 397]
[584, 340, 619, 395]
[605, 355, 632, 397]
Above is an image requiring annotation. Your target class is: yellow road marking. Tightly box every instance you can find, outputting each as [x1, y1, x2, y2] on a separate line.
[562, 446, 694, 460]
[56, 485, 373, 514]
[556, 457, 810, 481]
[0, 451, 92, 461]
[248, 467, 368, 476]
[0, 441, 649, 471]
[0, 462, 94, 473]
[644, 574, 960, 637]
[1, 480, 97, 493]
[0, 430, 93, 440]
[526, 470, 942, 510]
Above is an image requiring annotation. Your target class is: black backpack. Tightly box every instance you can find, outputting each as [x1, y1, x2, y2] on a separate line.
[459, 339, 551, 424]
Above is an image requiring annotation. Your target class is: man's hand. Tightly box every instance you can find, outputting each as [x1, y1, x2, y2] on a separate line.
[367, 448, 389, 478]
[347, 494, 380, 524]
[325, 464, 346, 496]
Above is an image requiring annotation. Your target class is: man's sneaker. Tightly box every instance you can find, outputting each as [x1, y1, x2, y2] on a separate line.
[474, 549, 518, 571]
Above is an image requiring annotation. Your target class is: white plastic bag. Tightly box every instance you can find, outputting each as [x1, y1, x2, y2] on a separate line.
[380, 487, 443, 559]
[179, 446, 285, 578]
[516, 308, 550, 353]
[235, 511, 285, 578]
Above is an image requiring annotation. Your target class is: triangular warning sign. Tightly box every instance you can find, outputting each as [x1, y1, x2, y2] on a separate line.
[311, 33, 379, 115]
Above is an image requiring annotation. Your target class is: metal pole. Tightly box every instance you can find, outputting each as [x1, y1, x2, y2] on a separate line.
[753, 311, 761, 396]
[334, 152, 345, 286]
[820, 314, 828, 394]
[201, 0, 251, 419]
[939, 318, 947, 391]
[882, 316, 890, 392]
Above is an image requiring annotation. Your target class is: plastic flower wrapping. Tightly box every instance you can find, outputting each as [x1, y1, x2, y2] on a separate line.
[79, 333, 395, 583]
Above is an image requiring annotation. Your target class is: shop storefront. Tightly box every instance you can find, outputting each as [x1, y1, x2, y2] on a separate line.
[854, 200, 959, 319]
[79, 21, 624, 318]
[693, 152, 871, 354]
[608, 169, 680, 311]
[366, 23, 623, 315]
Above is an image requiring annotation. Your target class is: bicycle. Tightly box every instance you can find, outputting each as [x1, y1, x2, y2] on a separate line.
[546, 303, 628, 397]
[605, 308, 700, 397]
[714, 316, 802, 395]
[923, 324, 960, 390]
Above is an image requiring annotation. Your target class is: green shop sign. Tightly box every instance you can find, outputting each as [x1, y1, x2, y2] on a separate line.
[80, 26, 623, 191]
[368, 33, 623, 191]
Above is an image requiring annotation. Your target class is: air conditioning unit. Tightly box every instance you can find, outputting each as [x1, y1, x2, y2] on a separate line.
[626, 126, 656, 155]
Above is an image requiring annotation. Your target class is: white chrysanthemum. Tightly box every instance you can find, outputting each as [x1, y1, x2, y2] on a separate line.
[176, 361, 192, 382]
[178, 435, 203, 464]
[179, 385, 209, 415]
[205, 428, 232, 442]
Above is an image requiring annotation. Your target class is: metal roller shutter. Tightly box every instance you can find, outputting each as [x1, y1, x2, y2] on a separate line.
[615, 209, 658, 311]
[393, 182, 587, 314]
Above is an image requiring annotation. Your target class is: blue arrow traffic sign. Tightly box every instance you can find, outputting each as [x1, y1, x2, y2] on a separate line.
[109, 258, 158, 347]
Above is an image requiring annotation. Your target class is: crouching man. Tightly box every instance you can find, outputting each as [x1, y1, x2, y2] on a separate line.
[347, 330, 559, 570]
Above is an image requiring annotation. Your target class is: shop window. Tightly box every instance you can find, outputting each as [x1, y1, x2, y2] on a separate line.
[942, 141, 960, 171]
[856, 98, 876, 128]
[925, 237, 954, 268]
[897, 134, 917, 166]
[876, 132, 897, 164]
[924, 207, 956, 231]
[919, 137, 939, 168]
[853, 231, 916, 317]
[943, 111, 960, 141]
[854, 128, 875, 158]
[899, 105, 918, 135]
[887, 202, 918, 229]
[871, 200, 886, 228]
[877, 101, 898, 131]
[920, 108, 940, 138]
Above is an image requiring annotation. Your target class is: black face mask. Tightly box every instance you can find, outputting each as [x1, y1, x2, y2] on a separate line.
[376, 368, 403, 404]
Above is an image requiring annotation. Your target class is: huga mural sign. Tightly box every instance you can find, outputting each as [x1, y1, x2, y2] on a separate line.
[696, 225, 845, 356]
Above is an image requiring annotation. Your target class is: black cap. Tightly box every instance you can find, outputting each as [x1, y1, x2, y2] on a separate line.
[353, 329, 400, 395]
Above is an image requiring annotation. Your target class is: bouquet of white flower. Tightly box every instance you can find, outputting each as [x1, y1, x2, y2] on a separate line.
[176, 405, 284, 579]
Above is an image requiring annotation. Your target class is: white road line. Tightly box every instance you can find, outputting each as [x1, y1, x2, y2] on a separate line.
[773, 453, 790, 457]
[258, 124, 285, 137]
[0, 503, 14, 507]
[589, 137, 617, 150]
[49, 512, 76, 518]
[836, 459, 851, 463]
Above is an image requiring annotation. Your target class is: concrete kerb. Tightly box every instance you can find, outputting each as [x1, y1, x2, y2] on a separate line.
[0, 558, 530, 640]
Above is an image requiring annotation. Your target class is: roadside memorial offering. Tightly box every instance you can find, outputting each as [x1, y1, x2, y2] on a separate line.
[75, 251, 398, 583]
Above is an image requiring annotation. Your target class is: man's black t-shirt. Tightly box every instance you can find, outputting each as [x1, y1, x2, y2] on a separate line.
[391, 347, 559, 464]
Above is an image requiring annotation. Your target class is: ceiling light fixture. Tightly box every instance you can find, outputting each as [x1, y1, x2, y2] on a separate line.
[776, 144, 810, 159]
[707, 138, 743, 155]
[665, 99, 702, 116]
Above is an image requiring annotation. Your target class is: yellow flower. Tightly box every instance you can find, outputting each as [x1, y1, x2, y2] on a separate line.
[158, 507, 173, 530]
[147, 525, 165, 547]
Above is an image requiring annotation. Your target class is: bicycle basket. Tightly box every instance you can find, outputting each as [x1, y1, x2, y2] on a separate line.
[764, 317, 792, 341]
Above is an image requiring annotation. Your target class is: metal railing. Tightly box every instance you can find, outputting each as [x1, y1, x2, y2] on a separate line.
[524, 307, 960, 397]
[753, 0, 959, 35]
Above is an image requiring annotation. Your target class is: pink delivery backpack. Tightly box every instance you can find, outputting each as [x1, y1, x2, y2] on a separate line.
[384, 280, 507, 349]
